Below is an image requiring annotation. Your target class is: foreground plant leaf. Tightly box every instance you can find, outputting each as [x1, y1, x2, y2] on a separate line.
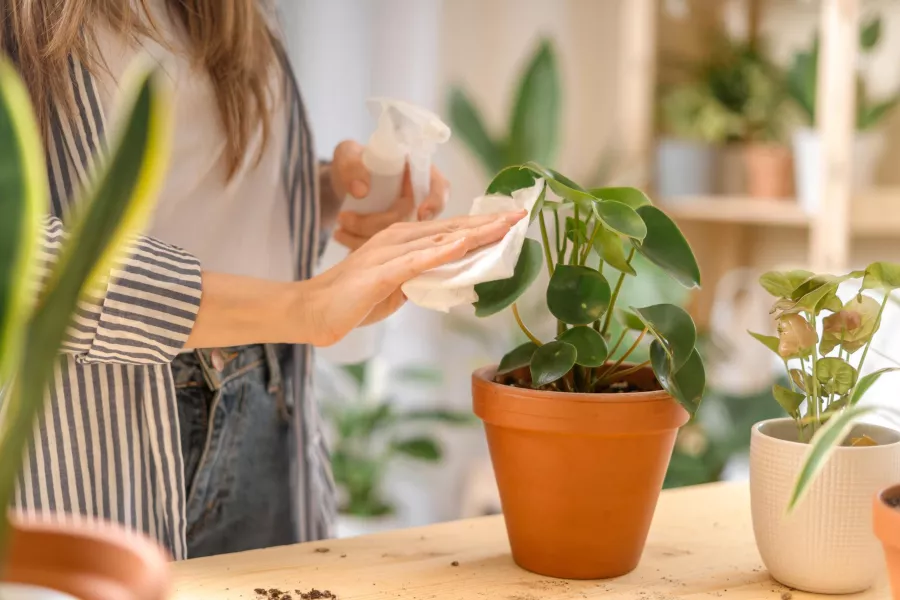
[633, 303, 697, 371]
[815, 357, 858, 396]
[861, 261, 900, 291]
[633, 205, 701, 288]
[497, 341, 538, 375]
[650, 341, 704, 417]
[589, 187, 652, 209]
[485, 165, 538, 196]
[508, 40, 560, 166]
[447, 87, 505, 175]
[530, 340, 577, 386]
[849, 367, 900, 407]
[558, 326, 608, 367]
[592, 200, 647, 240]
[758, 270, 814, 298]
[546, 265, 611, 325]
[772, 384, 805, 416]
[474, 238, 543, 317]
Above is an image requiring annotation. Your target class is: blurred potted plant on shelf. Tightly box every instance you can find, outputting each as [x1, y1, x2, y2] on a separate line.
[747, 264, 900, 594]
[470, 162, 705, 579]
[321, 362, 474, 538]
[0, 59, 171, 599]
[789, 15, 899, 213]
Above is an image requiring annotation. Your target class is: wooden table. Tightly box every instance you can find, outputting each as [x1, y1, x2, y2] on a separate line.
[172, 482, 890, 599]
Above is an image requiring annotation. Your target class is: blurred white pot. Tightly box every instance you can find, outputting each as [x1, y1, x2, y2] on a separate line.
[0, 585, 78, 600]
[750, 418, 900, 594]
[654, 138, 717, 198]
[792, 128, 885, 214]
[334, 513, 403, 539]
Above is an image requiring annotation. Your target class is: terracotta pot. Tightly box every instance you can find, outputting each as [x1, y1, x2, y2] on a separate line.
[875, 484, 900, 599]
[2, 517, 170, 600]
[750, 418, 900, 594]
[472, 364, 689, 579]
[742, 143, 794, 198]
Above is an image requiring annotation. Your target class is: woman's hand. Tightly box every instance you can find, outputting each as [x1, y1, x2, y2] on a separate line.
[303, 210, 524, 347]
[329, 140, 450, 250]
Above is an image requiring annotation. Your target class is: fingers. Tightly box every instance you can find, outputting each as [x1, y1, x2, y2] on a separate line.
[373, 210, 526, 245]
[336, 193, 414, 242]
[332, 140, 369, 199]
[377, 238, 470, 292]
[418, 165, 449, 222]
[332, 228, 367, 251]
[360, 289, 407, 326]
[367, 217, 514, 265]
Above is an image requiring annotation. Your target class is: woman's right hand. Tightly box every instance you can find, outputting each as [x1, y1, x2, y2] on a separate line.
[303, 210, 526, 347]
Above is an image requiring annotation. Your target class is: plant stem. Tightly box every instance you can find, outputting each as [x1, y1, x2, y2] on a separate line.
[848, 292, 891, 403]
[513, 303, 543, 347]
[607, 328, 628, 358]
[553, 210, 562, 256]
[538, 211, 555, 277]
[569, 206, 581, 265]
[784, 359, 806, 440]
[598, 360, 651, 386]
[581, 222, 601, 266]
[596, 328, 647, 381]
[601, 247, 636, 335]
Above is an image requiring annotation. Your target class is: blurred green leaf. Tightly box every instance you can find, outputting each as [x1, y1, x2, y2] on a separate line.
[849, 367, 899, 407]
[531, 340, 577, 386]
[633, 206, 701, 288]
[862, 261, 900, 291]
[474, 238, 543, 317]
[448, 87, 504, 175]
[759, 270, 814, 298]
[860, 16, 882, 52]
[392, 437, 442, 461]
[507, 39, 560, 165]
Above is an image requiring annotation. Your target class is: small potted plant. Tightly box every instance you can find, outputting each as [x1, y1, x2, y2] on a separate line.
[788, 15, 900, 213]
[0, 59, 171, 599]
[748, 264, 900, 594]
[470, 163, 705, 579]
[320, 361, 474, 538]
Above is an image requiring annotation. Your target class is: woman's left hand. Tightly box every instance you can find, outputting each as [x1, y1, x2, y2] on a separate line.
[328, 140, 449, 250]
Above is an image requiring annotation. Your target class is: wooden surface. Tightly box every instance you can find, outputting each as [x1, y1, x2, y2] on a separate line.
[171, 482, 890, 599]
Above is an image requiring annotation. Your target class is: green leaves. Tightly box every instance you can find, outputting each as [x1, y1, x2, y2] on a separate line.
[862, 261, 900, 291]
[485, 165, 539, 196]
[592, 201, 647, 240]
[589, 187, 652, 209]
[633, 304, 697, 371]
[848, 367, 899, 407]
[447, 87, 504, 175]
[860, 16, 882, 52]
[748, 331, 780, 354]
[632, 206, 701, 288]
[392, 437, 442, 461]
[547, 265, 611, 325]
[759, 270, 814, 298]
[594, 227, 635, 275]
[650, 341, 705, 417]
[558, 326, 608, 367]
[508, 39, 560, 166]
[772, 384, 805, 416]
[473, 238, 543, 317]
[0, 60, 46, 383]
[531, 341, 577, 386]
[497, 341, 538, 375]
[815, 358, 858, 395]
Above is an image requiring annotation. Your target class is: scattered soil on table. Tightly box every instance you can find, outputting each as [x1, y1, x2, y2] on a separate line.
[885, 495, 900, 509]
[295, 589, 336, 600]
[450, 561, 459, 567]
[253, 588, 336, 600]
[314, 547, 330, 553]
[340, 554, 347, 558]
[781, 592, 792, 600]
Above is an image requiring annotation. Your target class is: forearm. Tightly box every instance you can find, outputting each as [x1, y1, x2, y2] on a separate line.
[185, 272, 317, 349]
[319, 161, 343, 232]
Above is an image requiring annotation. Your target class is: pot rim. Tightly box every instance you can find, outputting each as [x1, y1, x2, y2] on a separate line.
[874, 483, 900, 547]
[752, 417, 900, 453]
[473, 365, 670, 404]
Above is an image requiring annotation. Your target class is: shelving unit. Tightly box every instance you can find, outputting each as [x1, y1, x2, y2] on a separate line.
[619, 0, 900, 329]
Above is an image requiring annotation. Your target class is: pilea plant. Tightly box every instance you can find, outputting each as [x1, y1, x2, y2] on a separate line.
[747, 263, 900, 507]
[471, 163, 706, 417]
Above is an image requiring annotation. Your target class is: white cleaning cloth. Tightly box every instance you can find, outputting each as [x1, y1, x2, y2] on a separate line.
[401, 179, 544, 312]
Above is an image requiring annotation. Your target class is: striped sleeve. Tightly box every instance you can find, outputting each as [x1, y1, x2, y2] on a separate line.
[38, 217, 203, 365]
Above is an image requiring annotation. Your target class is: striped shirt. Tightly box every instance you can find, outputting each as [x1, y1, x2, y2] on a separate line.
[5, 36, 335, 558]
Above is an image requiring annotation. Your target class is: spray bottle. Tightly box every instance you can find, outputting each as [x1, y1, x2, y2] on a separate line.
[349, 98, 451, 215]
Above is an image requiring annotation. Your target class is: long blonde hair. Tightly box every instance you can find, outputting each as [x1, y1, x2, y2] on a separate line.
[1, 0, 279, 177]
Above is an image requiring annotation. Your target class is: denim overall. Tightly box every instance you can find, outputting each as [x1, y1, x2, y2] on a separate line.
[173, 345, 296, 557]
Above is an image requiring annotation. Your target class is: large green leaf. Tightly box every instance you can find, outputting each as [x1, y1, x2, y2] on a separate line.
[507, 39, 560, 165]
[758, 269, 814, 298]
[485, 165, 538, 196]
[849, 367, 899, 407]
[594, 227, 635, 275]
[592, 201, 647, 240]
[547, 265, 611, 325]
[545, 178, 596, 212]
[862, 261, 900, 291]
[447, 87, 504, 175]
[772, 384, 805, 415]
[633, 303, 697, 372]
[0, 62, 173, 550]
[589, 187, 652, 209]
[633, 205, 701, 288]
[558, 326, 608, 367]
[392, 437, 441, 461]
[473, 238, 543, 317]
[0, 60, 47, 383]
[497, 341, 538, 375]
[530, 340, 577, 386]
[650, 341, 705, 417]
[748, 331, 780, 355]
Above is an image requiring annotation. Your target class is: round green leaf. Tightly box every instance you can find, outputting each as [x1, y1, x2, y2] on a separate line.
[650, 341, 705, 417]
[862, 261, 900, 291]
[633, 205, 701, 288]
[485, 166, 538, 195]
[772, 384, 805, 416]
[497, 341, 538, 375]
[530, 340, 577, 386]
[592, 200, 647, 240]
[474, 238, 543, 317]
[558, 326, 608, 367]
[546, 265, 611, 325]
[758, 270, 814, 298]
[594, 227, 635, 275]
[633, 303, 697, 371]
[815, 357, 858, 396]
[589, 186, 652, 209]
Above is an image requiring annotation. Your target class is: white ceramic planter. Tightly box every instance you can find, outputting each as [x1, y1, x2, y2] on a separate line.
[0, 584, 78, 600]
[334, 513, 403, 538]
[792, 128, 885, 214]
[750, 418, 900, 594]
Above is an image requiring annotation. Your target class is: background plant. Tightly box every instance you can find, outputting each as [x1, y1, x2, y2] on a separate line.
[747, 263, 900, 507]
[787, 15, 899, 131]
[321, 361, 474, 518]
[471, 163, 705, 417]
[0, 59, 171, 564]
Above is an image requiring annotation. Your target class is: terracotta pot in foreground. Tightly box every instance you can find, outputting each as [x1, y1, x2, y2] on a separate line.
[875, 484, 900, 599]
[472, 365, 689, 580]
[2, 517, 170, 600]
[743, 143, 794, 198]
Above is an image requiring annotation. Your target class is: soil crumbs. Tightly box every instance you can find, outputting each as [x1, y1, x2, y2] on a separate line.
[886, 495, 900, 509]
[254, 588, 336, 600]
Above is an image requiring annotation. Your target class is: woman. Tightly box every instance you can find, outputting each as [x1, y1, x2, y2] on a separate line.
[1, 0, 521, 559]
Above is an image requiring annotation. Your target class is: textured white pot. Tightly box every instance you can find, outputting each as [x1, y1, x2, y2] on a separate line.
[750, 418, 900, 594]
[0, 584, 78, 600]
[792, 128, 885, 214]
